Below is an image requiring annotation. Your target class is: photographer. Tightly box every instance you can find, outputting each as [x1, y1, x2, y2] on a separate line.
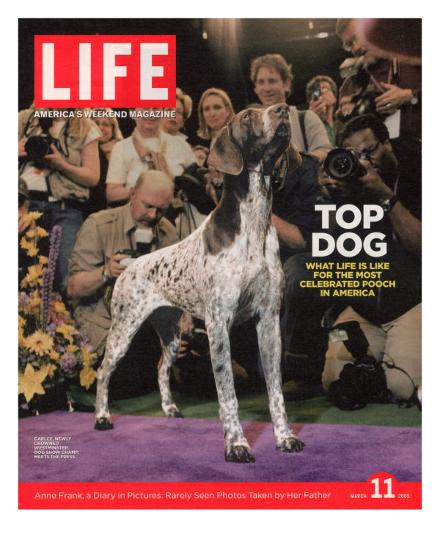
[335, 19, 421, 142]
[321, 114, 421, 403]
[68, 170, 178, 399]
[18, 108, 100, 292]
[306, 75, 338, 145]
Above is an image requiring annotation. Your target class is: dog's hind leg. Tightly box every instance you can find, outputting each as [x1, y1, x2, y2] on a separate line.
[256, 308, 305, 453]
[94, 284, 171, 430]
[94, 319, 142, 430]
[206, 308, 255, 463]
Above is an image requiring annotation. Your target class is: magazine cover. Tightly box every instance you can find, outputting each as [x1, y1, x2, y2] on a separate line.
[17, 17, 422, 511]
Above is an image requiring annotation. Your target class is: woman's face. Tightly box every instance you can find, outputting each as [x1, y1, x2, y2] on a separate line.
[162, 99, 185, 135]
[202, 94, 231, 133]
[95, 118, 114, 143]
[135, 110, 161, 136]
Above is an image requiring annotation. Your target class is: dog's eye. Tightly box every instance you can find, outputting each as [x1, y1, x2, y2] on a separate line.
[242, 112, 250, 120]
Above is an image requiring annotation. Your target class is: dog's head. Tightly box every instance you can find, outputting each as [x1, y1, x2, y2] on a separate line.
[208, 103, 299, 176]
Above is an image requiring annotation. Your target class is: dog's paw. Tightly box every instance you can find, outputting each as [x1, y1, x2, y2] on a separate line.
[277, 437, 305, 453]
[164, 406, 184, 418]
[94, 417, 113, 431]
[225, 445, 256, 463]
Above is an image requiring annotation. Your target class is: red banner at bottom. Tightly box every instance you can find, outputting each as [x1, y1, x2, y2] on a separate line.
[19, 473, 421, 509]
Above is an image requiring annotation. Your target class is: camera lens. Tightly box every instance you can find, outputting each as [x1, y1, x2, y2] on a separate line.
[329, 152, 355, 178]
[24, 135, 51, 163]
[324, 148, 365, 180]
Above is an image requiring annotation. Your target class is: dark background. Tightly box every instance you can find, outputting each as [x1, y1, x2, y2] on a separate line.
[19, 18, 348, 143]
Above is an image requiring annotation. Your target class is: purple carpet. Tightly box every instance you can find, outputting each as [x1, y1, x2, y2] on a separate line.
[19, 412, 421, 482]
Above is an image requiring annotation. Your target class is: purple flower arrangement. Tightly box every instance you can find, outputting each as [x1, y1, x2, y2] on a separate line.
[41, 225, 62, 330]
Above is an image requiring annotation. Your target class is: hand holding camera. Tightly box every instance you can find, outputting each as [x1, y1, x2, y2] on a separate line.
[375, 83, 413, 115]
[107, 252, 132, 278]
[322, 148, 393, 205]
[44, 143, 68, 171]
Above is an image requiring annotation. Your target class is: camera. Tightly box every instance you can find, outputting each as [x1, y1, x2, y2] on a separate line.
[327, 320, 390, 410]
[24, 135, 60, 166]
[117, 249, 142, 267]
[174, 162, 209, 196]
[351, 90, 383, 119]
[311, 82, 321, 101]
[328, 355, 390, 410]
[323, 148, 367, 181]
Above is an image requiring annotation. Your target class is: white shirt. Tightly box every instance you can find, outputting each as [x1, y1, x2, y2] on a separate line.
[106, 130, 196, 188]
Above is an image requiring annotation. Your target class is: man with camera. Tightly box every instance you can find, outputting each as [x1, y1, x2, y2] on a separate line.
[68, 169, 178, 399]
[335, 19, 421, 142]
[321, 114, 421, 404]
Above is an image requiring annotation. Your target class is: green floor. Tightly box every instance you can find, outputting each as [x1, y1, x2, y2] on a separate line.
[69, 386, 421, 428]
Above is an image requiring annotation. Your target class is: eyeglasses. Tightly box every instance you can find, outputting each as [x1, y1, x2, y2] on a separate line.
[358, 141, 381, 161]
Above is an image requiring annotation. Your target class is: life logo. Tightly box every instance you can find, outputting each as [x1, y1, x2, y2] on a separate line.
[33, 35, 176, 108]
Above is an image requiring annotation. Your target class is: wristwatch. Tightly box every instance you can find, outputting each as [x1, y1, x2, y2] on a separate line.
[380, 195, 398, 215]
[102, 265, 111, 283]
[410, 90, 420, 106]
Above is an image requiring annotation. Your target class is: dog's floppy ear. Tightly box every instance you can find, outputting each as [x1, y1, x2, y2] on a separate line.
[286, 143, 302, 171]
[208, 125, 243, 175]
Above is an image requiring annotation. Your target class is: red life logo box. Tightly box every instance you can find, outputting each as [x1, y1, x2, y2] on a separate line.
[34, 35, 176, 108]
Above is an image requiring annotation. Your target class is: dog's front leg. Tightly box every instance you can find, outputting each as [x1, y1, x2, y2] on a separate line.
[256, 309, 305, 453]
[206, 313, 255, 463]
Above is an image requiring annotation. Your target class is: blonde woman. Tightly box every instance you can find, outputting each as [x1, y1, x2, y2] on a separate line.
[197, 88, 235, 205]
[18, 107, 100, 292]
[197, 88, 234, 141]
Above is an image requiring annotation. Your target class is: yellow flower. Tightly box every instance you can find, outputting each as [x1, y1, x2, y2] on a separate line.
[22, 211, 43, 225]
[24, 330, 53, 356]
[26, 243, 39, 257]
[45, 363, 58, 378]
[54, 301, 67, 314]
[20, 264, 44, 289]
[25, 229, 37, 239]
[81, 347, 97, 370]
[20, 237, 32, 251]
[18, 363, 49, 402]
[39, 256, 48, 265]
[56, 324, 77, 344]
[79, 366, 96, 390]
[66, 344, 78, 353]
[36, 227, 49, 238]
[49, 349, 60, 361]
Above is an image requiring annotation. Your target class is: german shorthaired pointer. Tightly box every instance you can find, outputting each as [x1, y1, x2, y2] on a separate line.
[95, 103, 305, 463]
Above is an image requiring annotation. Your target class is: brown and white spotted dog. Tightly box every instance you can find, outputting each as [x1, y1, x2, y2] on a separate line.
[94, 103, 305, 463]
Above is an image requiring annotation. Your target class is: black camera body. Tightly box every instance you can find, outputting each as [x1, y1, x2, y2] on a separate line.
[324, 147, 367, 181]
[24, 134, 60, 166]
[116, 249, 142, 259]
[328, 355, 390, 410]
[173, 162, 209, 196]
